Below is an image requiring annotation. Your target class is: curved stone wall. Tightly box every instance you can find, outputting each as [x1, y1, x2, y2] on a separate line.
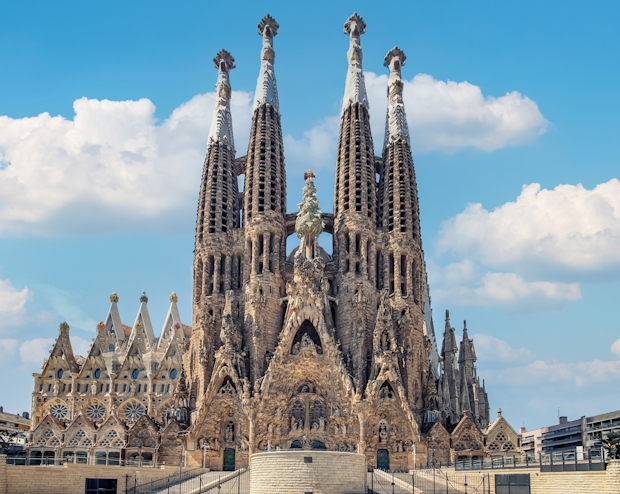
[250, 450, 366, 494]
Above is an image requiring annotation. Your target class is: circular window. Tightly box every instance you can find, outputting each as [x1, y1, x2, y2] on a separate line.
[170, 369, 178, 379]
[94, 369, 102, 379]
[132, 369, 139, 379]
[124, 403, 145, 421]
[57, 369, 64, 379]
[87, 404, 106, 420]
[49, 404, 68, 419]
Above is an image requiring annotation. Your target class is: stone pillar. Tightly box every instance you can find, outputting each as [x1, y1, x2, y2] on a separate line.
[605, 459, 620, 494]
[248, 414, 256, 458]
[0, 454, 7, 494]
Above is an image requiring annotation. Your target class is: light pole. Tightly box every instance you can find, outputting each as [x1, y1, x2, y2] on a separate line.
[202, 442, 210, 469]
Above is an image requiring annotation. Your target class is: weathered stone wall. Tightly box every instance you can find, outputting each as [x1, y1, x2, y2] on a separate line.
[250, 451, 366, 494]
[0, 456, 183, 494]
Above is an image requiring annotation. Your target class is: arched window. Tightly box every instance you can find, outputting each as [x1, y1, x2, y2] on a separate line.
[57, 369, 64, 379]
[312, 441, 326, 450]
[132, 369, 139, 379]
[170, 368, 178, 379]
[290, 440, 302, 449]
[94, 369, 101, 379]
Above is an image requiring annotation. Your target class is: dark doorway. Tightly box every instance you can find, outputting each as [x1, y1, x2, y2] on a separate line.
[85, 478, 117, 494]
[377, 449, 389, 471]
[311, 441, 326, 450]
[290, 440, 303, 449]
[495, 474, 530, 494]
[223, 447, 236, 471]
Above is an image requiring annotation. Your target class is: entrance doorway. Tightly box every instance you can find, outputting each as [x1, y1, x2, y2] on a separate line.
[223, 447, 236, 471]
[85, 479, 117, 494]
[377, 449, 389, 471]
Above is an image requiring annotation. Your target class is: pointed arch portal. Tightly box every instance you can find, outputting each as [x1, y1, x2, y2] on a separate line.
[291, 320, 323, 354]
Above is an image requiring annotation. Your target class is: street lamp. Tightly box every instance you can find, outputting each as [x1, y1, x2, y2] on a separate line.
[202, 442, 210, 469]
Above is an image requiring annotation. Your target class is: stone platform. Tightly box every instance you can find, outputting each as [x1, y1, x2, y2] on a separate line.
[250, 450, 366, 494]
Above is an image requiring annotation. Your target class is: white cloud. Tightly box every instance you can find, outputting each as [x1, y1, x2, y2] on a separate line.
[471, 333, 532, 363]
[19, 338, 55, 364]
[611, 339, 620, 358]
[0, 338, 18, 357]
[494, 358, 620, 387]
[436, 179, 620, 278]
[365, 72, 548, 152]
[0, 278, 31, 331]
[36, 284, 98, 332]
[0, 72, 546, 236]
[428, 260, 581, 310]
[0, 91, 253, 236]
[70, 335, 92, 357]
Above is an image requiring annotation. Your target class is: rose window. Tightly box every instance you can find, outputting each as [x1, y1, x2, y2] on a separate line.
[100, 438, 110, 446]
[68, 438, 79, 447]
[113, 439, 124, 447]
[107, 430, 118, 438]
[503, 442, 515, 451]
[488, 442, 500, 451]
[49, 437, 60, 446]
[496, 433, 507, 442]
[124, 403, 145, 421]
[75, 430, 86, 438]
[49, 404, 68, 419]
[87, 404, 106, 420]
[43, 429, 54, 438]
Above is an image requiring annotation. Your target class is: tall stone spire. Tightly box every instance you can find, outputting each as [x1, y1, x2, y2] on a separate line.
[208, 50, 235, 149]
[383, 47, 410, 148]
[333, 12, 378, 389]
[191, 49, 242, 411]
[342, 13, 368, 111]
[243, 14, 287, 385]
[253, 15, 279, 111]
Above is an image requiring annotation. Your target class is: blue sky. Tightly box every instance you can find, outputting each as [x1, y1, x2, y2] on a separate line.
[0, 0, 619, 432]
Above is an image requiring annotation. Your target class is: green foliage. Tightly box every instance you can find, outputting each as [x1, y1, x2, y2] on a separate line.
[602, 431, 620, 460]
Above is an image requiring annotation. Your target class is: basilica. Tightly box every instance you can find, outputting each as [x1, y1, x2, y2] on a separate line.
[27, 14, 522, 470]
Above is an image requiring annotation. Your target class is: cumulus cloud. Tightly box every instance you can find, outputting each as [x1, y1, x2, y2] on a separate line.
[0, 91, 253, 236]
[0, 338, 18, 357]
[0, 72, 546, 236]
[471, 333, 532, 363]
[428, 260, 581, 310]
[611, 339, 620, 358]
[436, 179, 620, 279]
[0, 278, 31, 331]
[19, 338, 55, 364]
[365, 72, 548, 152]
[494, 358, 620, 387]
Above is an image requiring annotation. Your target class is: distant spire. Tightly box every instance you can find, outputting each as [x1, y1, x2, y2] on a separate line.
[208, 50, 236, 149]
[342, 12, 368, 111]
[253, 15, 279, 111]
[383, 47, 410, 148]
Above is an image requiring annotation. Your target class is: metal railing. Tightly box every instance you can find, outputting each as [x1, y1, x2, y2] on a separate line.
[5, 456, 164, 468]
[368, 467, 492, 494]
[126, 468, 249, 494]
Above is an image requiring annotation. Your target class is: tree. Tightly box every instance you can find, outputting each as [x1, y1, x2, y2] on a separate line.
[602, 431, 620, 460]
[0, 429, 23, 454]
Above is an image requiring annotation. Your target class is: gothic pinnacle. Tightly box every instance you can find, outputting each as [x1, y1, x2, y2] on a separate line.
[208, 49, 235, 149]
[342, 12, 368, 111]
[384, 46, 410, 147]
[254, 14, 279, 111]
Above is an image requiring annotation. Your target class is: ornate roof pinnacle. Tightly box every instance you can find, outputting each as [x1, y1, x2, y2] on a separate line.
[208, 49, 236, 149]
[140, 292, 148, 304]
[258, 14, 279, 38]
[344, 12, 366, 37]
[110, 292, 119, 303]
[170, 292, 178, 303]
[213, 49, 236, 72]
[342, 12, 368, 111]
[253, 15, 279, 111]
[383, 46, 410, 147]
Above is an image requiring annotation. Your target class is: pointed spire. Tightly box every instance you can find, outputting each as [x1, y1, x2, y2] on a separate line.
[295, 170, 324, 260]
[383, 46, 409, 148]
[105, 292, 125, 343]
[253, 15, 279, 111]
[342, 12, 368, 111]
[208, 49, 236, 149]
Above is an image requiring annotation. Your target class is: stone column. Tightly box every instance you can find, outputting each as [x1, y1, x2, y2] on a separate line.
[0, 454, 7, 494]
[248, 413, 256, 459]
[605, 459, 620, 494]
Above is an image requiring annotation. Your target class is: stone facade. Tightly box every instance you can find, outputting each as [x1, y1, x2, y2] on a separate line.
[27, 13, 512, 470]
